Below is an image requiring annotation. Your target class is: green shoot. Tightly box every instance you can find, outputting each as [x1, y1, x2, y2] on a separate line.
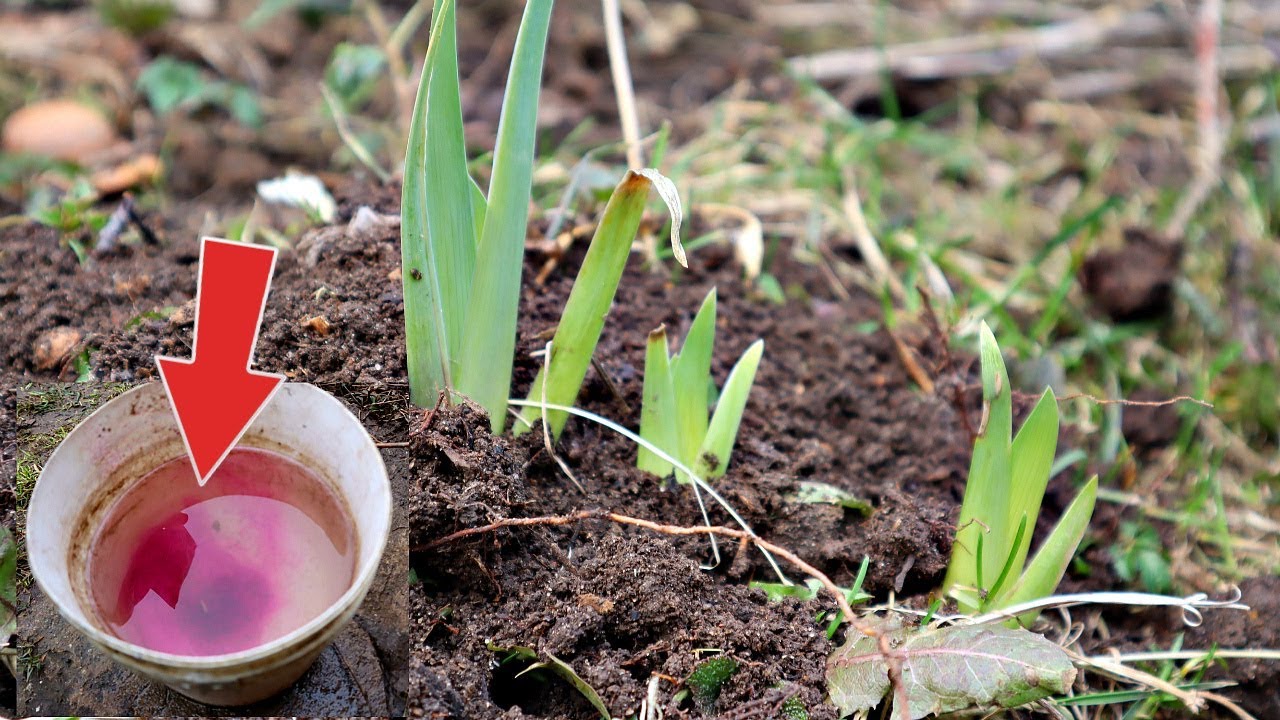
[401, 0, 550, 427]
[942, 322, 1097, 621]
[517, 171, 682, 439]
[636, 289, 764, 481]
[402, 0, 687, 437]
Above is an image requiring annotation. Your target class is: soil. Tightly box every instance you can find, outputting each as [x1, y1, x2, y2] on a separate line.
[1186, 575, 1280, 720]
[2, 176, 985, 716]
[1080, 227, 1184, 323]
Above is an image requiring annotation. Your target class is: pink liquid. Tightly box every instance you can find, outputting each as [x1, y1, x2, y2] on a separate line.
[87, 448, 357, 656]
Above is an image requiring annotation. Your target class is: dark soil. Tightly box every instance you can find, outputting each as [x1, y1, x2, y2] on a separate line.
[1187, 575, 1280, 720]
[1080, 227, 1183, 323]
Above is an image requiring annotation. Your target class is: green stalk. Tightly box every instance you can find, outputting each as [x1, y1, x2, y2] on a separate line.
[943, 322, 1013, 612]
[400, 3, 457, 406]
[456, 0, 555, 432]
[695, 339, 763, 478]
[1004, 387, 1059, 583]
[670, 290, 716, 466]
[423, 0, 476, 370]
[637, 326, 677, 476]
[998, 476, 1098, 624]
[518, 171, 654, 438]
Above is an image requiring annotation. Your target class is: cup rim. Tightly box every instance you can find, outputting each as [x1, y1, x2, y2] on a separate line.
[27, 381, 392, 670]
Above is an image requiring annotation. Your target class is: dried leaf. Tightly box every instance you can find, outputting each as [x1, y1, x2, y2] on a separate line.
[827, 618, 1075, 719]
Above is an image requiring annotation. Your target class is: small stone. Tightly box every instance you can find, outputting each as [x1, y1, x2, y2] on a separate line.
[387, 267, 402, 282]
[92, 154, 162, 195]
[33, 327, 82, 370]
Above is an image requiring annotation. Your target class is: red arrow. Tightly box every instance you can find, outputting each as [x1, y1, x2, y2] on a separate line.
[156, 237, 284, 485]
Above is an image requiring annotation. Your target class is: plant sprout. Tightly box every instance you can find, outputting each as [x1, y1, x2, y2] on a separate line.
[636, 289, 764, 482]
[942, 322, 1097, 622]
[402, 0, 684, 433]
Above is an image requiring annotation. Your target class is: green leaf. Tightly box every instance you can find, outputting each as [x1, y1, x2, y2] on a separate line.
[1001, 476, 1098, 624]
[696, 339, 763, 477]
[518, 653, 614, 720]
[401, 3, 458, 405]
[750, 578, 823, 602]
[1004, 388, 1059, 585]
[456, 0, 555, 432]
[136, 57, 205, 114]
[944, 322, 1013, 611]
[423, 0, 477, 373]
[324, 42, 387, 111]
[670, 289, 716, 475]
[827, 617, 1076, 719]
[0, 526, 15, 637]
[637, 325, 678, 476]
[785, 480, 873, 516]
[517, 171, 654, 438]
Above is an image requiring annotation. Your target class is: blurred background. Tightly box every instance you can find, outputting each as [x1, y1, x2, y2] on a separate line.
[1, 0, 1278, 714]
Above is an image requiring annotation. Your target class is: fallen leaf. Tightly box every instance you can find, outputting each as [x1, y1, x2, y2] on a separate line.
[827, 617, 1075, 719]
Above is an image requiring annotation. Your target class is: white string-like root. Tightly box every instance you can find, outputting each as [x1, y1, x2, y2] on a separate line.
[961, 588, 1248, 628]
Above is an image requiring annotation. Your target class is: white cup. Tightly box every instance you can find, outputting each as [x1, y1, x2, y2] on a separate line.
[26, 382, 391, 706]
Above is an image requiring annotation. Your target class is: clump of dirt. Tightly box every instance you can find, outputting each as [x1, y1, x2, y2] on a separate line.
[1186, 575, 1280, 720]
[1121, 387, 1185, 454]
[1080, 227, 1183, 322]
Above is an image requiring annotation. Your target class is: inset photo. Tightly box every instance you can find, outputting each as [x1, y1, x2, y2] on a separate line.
[14, 383, 406, 716]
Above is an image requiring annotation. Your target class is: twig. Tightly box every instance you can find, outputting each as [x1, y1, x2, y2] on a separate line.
[1055, 392, 1213, 409]
[358, 0, 414, 134]
[840, 171, 906, 301]
[320, 83, 393, 184]
[602, 0, 644, 171]
[789, 6, 1134, 81]
[888, 330, 934, 394]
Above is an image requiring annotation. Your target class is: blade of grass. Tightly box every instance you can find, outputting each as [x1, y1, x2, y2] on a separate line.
[1000, 476, 1098, 623]
[696, 339, 763, 477]
[1005, 388, 1059, 580]
[456, 0, 555, 432]
[638, 326, 677, 476]
[670, 290, 717, 476]
[517, 171, 654, 438]
[423, 0, 476, 367]
[400, 4, 456, 405]
[944, 322, 1013, 611]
